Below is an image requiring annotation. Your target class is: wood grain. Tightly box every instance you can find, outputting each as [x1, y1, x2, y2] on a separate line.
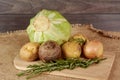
[0, 0, 120, 14]
[0, 14, 120, 32]
[0, 0, 32, 14]
[0, 15, 33, 32]
[0, 0, 120, 32]
[30, 0, 120, 14]
[64, 14, 120, 31]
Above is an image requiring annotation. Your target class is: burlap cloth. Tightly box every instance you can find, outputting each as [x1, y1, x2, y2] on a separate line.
[0, 24, 120, 80]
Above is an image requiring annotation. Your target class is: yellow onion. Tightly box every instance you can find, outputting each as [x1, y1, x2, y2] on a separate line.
[83, 40, 103, 59]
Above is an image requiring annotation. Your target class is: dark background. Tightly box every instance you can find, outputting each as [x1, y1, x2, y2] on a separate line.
[0, 0, 120, 32]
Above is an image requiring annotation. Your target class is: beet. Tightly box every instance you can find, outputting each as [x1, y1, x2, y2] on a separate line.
[38, 40, 61, 62]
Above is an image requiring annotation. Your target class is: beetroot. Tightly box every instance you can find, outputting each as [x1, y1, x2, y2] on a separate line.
[38, 40, 61, 62]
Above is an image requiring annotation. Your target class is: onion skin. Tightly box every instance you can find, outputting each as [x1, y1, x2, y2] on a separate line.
[38, 41, 61, 62]
[83, 40, 103, 59]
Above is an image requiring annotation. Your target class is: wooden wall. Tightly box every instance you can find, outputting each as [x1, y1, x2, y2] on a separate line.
[0, 0, 120, 32]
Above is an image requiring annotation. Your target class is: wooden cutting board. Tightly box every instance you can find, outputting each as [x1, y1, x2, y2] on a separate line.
[14, 52, 115, 80]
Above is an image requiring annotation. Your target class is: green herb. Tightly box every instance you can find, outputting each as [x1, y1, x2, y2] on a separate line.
[17, 58, 106, 79]
[70, 38, 85, 45]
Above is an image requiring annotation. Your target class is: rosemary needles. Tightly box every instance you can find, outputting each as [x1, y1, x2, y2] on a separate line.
[17, 58, 106, 79]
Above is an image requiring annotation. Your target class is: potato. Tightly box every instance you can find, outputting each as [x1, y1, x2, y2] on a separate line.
[72, 33, 87, 41]
[19, 42, 40, 61]
[38, 40, 61, 62]
[62, 41, 81, 58]
[70, 33, 88, 46]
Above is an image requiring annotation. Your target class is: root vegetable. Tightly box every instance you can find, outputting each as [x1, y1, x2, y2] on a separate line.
[19, 42, 40, 61]
[62, 41, 81, 58]
[72, 34, 87, 41]
[83, 40, 103, 59]
[38, 40, 61, 62]
[70, 33, 88, 46]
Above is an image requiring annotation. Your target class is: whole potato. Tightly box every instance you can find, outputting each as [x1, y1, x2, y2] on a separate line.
[72, 33, 87, 41]
[20, 42, 40, 61]
[38, 40, 61, 62]
[70, 33, 88, 46]
[62, 41, 81, 58]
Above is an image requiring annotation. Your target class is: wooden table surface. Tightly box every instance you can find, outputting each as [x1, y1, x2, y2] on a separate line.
[0, 0, 120, 32]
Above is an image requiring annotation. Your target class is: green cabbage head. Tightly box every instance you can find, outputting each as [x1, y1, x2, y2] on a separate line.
[27, 9, 71, 45]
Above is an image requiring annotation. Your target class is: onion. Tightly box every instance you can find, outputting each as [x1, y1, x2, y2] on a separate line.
[83, 40, 103, 59]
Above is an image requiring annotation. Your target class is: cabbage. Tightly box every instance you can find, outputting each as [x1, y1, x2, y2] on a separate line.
[27, 9, 71, 45]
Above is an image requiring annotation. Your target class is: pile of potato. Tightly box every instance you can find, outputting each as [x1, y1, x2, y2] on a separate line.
[19, 33, 103, 62]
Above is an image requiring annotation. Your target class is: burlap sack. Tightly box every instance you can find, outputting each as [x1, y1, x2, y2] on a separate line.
[0, 24, 120, 80]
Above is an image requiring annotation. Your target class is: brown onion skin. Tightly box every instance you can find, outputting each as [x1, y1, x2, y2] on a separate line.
[38, 40, 62, 62]
[83, 40, 103, 59]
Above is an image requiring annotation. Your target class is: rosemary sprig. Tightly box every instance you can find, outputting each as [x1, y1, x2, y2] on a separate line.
[69, 38, 86, 45]
[17, 58, 106, 79]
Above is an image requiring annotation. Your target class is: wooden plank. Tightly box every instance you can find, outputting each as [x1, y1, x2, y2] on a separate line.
[0, 14, 120, 32]
[49, 54, 115, 80]
[0, 0, 32, 14]
[30, 0, 120, 14]
[0, 15, 33, 32]
[0, 0, 120, 14]
[64, 14, 120, 31]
